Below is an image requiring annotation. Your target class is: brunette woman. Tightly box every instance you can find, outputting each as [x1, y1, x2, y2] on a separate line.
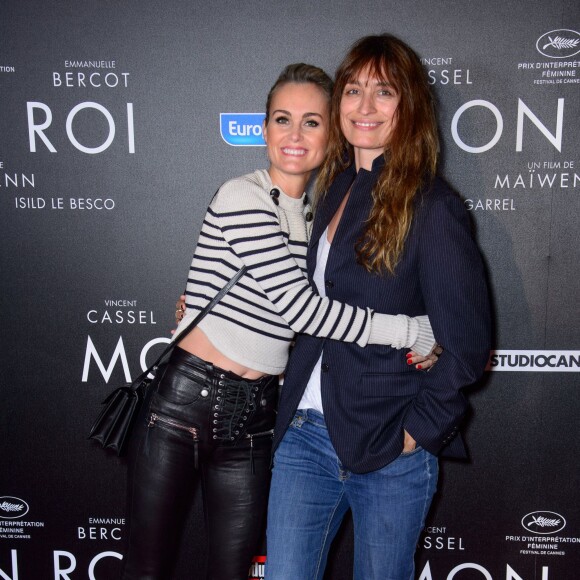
[266, 35, 491, 580]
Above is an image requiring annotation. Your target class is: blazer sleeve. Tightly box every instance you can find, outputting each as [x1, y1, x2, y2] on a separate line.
[403, 189, 491, 455]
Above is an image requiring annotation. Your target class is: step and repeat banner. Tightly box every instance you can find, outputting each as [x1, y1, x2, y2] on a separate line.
[1, 0, 579, 578]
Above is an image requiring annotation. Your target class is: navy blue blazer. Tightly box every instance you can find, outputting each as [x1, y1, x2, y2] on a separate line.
[273, 156, 491, 474]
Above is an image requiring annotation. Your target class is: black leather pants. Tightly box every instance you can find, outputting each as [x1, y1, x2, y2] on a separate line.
[121, 347, 277, 580]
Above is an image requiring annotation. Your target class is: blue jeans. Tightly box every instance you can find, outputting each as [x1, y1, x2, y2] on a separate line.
[265, 409, 438, 580]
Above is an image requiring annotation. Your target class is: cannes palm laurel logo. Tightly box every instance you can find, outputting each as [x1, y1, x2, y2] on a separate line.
[0, 496, 30, 519]
[521, 511, 566, 535]
[536, 29, 580, 58]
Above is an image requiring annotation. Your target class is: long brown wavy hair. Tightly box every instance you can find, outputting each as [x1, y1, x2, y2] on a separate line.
[316, 34, 439, 274]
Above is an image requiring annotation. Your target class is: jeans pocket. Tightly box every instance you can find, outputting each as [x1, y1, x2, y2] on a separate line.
[400, 445, 423, 457]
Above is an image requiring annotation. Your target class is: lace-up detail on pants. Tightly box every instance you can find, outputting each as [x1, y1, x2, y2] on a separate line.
[212, 375, 258, 441]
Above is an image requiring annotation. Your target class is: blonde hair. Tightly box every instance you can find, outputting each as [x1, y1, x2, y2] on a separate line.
[265, 63, 333, 124]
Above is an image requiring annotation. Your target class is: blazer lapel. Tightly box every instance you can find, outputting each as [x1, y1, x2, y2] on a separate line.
[308, 166, 355, 276]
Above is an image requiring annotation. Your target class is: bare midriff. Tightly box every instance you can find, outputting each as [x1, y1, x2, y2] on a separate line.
[177, 326, 268, 380]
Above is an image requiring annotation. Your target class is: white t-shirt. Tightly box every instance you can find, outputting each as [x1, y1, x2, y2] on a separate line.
[297, 227, 331, 413]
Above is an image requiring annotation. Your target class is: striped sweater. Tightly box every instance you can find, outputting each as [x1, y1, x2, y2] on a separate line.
[174, 169, 429, 375]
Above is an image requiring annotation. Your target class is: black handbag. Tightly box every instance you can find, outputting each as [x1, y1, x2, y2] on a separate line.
[87, 367, 159, 455]
[88, 266, 247, 455]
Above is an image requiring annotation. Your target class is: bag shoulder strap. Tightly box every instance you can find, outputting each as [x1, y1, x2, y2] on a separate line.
[132, 266, 247, 387]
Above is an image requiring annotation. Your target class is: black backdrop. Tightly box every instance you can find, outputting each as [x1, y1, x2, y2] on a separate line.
[1, 1, 579, 578]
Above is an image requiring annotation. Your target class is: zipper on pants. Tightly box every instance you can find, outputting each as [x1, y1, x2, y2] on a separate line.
[148, 413, 200, 469]
[246, 429, 274, 475]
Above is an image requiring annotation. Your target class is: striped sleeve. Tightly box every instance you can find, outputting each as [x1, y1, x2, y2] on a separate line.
[213, 178, 375, 347]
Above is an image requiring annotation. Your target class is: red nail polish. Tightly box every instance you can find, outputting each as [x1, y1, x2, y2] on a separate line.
[417, 365, 422, 370]
[407, 359, 412, 365]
